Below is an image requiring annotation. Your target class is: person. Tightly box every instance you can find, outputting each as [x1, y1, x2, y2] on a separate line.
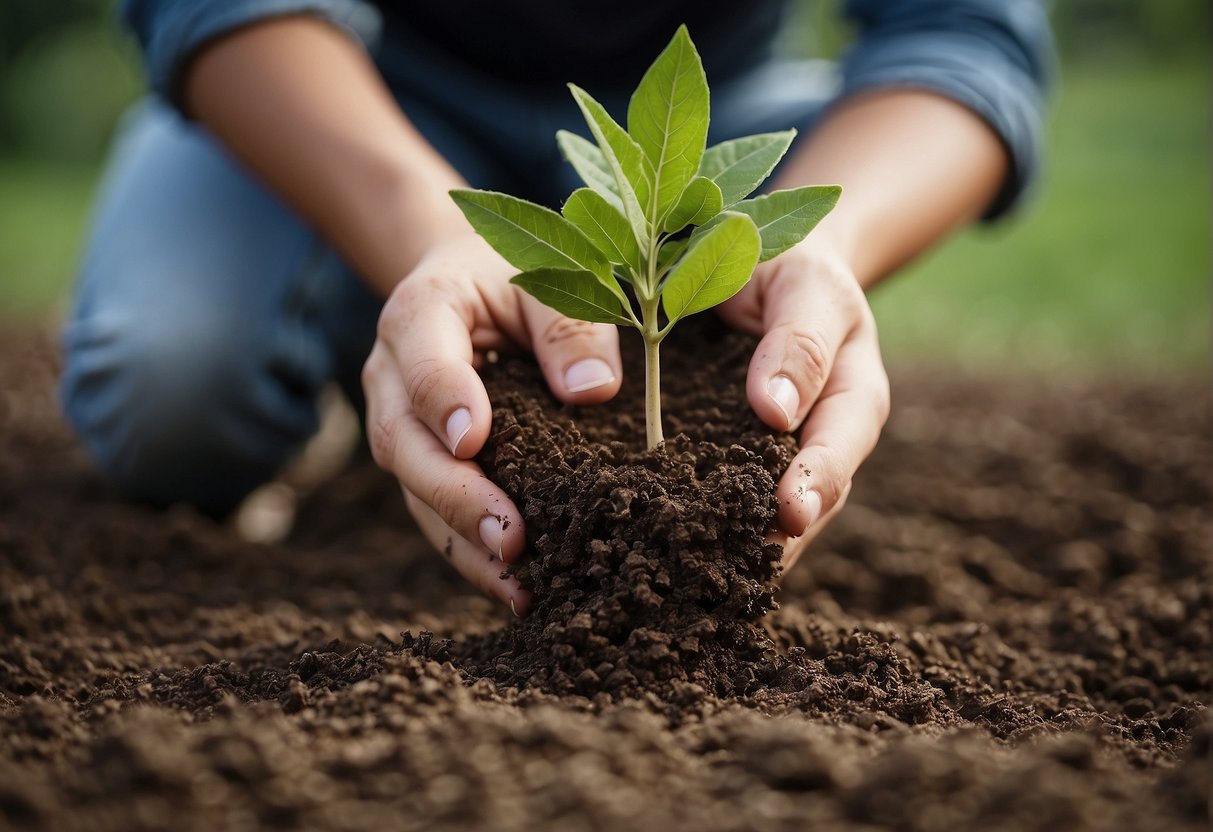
[60, 1, 1054, 615]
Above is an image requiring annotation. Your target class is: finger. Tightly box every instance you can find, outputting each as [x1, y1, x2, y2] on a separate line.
[768, 481, 852, 573]
[520, 293, 623, 404]
[745, 261, 867, 432]
[377, 280, 493, 459]
[406, 491, 532, 614]
[365, 344, 525, 562]
[777, 334, 890, 537]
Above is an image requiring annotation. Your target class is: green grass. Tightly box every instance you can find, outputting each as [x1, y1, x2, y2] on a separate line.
[1, 58, 1209, 377]
[871, 57, 1210, 376]
[0, 161, 97, 316]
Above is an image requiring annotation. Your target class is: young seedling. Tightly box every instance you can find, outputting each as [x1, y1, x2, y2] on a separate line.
[451, 25, 840, 449]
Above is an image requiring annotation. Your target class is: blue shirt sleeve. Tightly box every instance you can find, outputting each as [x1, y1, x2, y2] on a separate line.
[120, 0, 383, 107]
[841, 0, 1056, 219]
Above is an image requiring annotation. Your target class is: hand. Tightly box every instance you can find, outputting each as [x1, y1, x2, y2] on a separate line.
[717, 240, 891, 572]
[362, 231, 624, 614]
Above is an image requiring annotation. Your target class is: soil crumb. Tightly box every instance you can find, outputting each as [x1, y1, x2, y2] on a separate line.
[0, 321, 1208, 832]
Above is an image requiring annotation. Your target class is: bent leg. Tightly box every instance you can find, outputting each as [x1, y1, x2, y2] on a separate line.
[61, 100, 370, 516]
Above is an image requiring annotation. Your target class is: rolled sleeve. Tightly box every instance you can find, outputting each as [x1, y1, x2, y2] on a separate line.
[841, 0, 1056, 219]
[121, 0, 383, 108]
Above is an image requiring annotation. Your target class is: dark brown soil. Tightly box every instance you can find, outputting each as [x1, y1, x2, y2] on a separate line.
[1, 319, 1209, 832]
[466, 324, 796, 707]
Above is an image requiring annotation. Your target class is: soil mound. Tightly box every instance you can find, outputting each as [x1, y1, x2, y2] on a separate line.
[466, 320, 794, 702]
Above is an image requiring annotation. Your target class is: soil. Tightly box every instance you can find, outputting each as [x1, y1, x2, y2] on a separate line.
[0, 318, 1209, 832]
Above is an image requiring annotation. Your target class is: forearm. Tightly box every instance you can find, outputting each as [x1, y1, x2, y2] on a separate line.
[182, 15, 468, 296]
[773, 89, 1008, 289]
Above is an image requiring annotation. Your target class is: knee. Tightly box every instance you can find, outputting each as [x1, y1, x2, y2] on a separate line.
[61, 302, 307, 514]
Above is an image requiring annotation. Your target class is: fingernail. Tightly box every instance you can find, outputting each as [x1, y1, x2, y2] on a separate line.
[801, 489, 823, 530]
[445, 407, 472, 454]
[510, 597, 520, 618]
[767, 374, 799, 430]
[564, 358, 616, 394]
[479, 514, 504, 559]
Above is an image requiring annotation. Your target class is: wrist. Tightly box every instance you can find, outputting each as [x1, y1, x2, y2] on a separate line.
[782, 227, 859, 284]
[394, 164, 472, 250]
[348, 150, 471, 295]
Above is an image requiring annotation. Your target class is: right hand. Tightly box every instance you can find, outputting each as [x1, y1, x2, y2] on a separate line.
[362, 231, 625, 615]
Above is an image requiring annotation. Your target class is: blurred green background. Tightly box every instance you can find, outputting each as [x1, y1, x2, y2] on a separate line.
[1, 1, 1209, 376]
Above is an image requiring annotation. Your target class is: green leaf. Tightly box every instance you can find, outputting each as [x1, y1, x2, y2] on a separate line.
[450, 189, 610, 278]
[699, 130, 797, 207]
[661, 176, 722, 233]
[561, 188, 639, 309]
[627, 24, 710, 227]
[556, 130, 622, 211]
[730, 185, 842, 261]
[568, 84, 651, 243]
[661, 211, 760, 325]
[655, 237, 689, 277]
[563, 187, 641, 270]
[510, 268, 633, 326]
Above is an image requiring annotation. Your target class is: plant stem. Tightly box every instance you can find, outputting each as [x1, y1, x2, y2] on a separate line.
[639, 235, 664, 449]
[643, 332, 663, 449]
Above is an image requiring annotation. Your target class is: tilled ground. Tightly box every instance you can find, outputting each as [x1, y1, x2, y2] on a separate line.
[0, 323, 1209, 832]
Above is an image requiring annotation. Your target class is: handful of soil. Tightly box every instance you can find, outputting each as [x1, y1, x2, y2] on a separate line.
[466, 317, 799, 701]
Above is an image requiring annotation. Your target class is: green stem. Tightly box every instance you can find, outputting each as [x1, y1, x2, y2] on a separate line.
[639, 234, 664, 449]
[643, 331, 663, 449]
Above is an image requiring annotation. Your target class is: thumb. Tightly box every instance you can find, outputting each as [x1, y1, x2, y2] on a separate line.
[520, 293, 623, 404]
[745, 263, 864, 431]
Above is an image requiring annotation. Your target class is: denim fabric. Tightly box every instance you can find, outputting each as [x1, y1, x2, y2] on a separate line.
[840, 0, 1055, 217]
[120, 0, 384, 100]
[60, 100, 382, 515]
[60, 30, 839, 515]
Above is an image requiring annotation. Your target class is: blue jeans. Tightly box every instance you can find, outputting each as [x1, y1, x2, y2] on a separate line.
[61, 32, 837, 516]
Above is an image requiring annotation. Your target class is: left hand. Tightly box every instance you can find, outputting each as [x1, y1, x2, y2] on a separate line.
[716, 240, 891, 572]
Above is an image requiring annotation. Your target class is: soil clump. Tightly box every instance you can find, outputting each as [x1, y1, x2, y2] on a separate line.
[467, 319, 796, 706]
